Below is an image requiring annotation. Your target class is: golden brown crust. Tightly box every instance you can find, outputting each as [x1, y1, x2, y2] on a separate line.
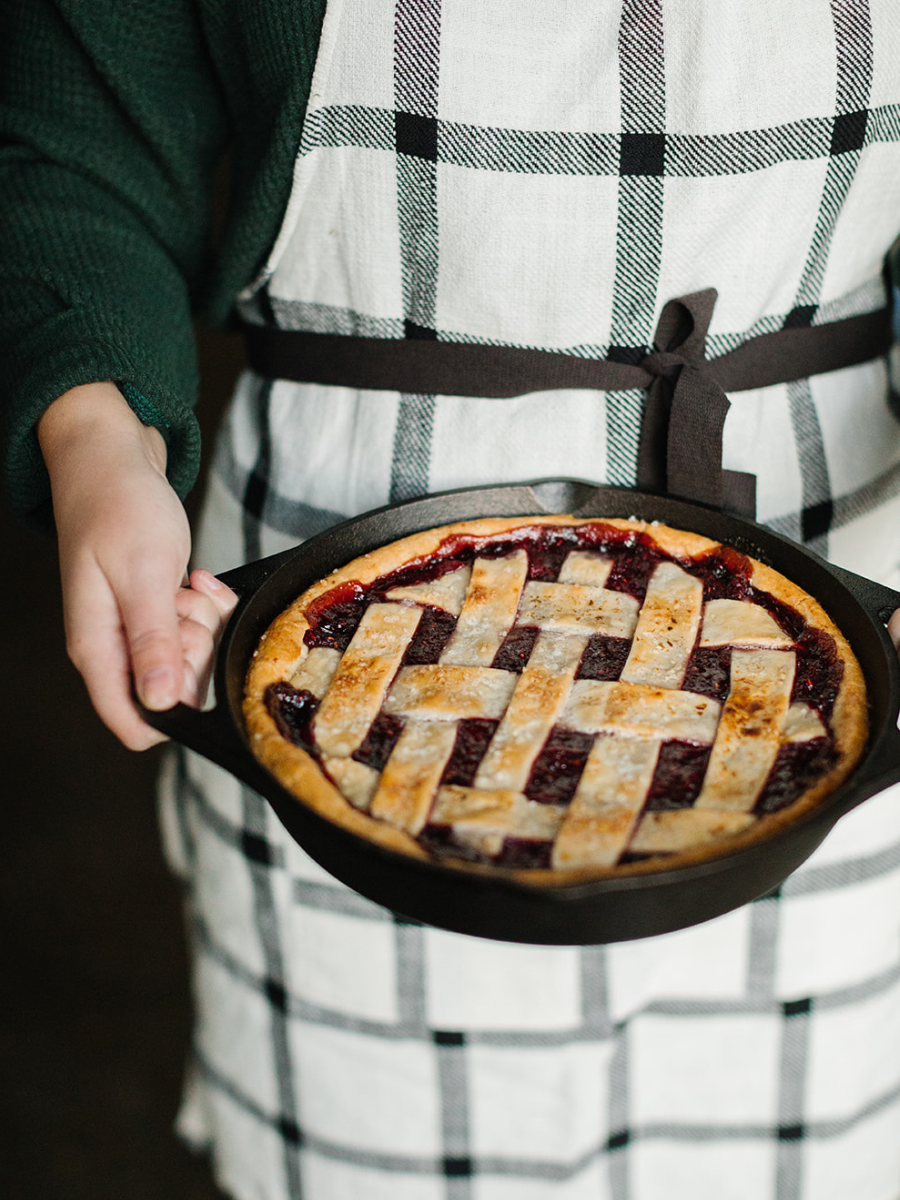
[243, 515, 870, 886]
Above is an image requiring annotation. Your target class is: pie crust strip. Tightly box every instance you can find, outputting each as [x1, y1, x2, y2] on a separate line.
[560, 679, 721, 743]
[323, 757, 380, 810]
[782, 702, 826, 742]
[620, 562, 703, 688]
[439, 551, 529, 666]
[384, 664, 517, 721]
[289, 646, 342, 696]
[700, 599, 794, 648]
[385, 565, 472, 614]
[551, 736, 662, 868]
[313, 602, 423, 757]
[369, 720, 459, 835]
[629, 809, 756, 854]
[694, 648, 797, 813]
[518, 580, 639, 637]
[557, 551, 614, 587]
[431, 785, 566, 857]
[473, 631, 589, 791]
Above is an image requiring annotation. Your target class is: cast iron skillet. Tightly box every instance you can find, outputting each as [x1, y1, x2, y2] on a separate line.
[140, 480, 900, 944]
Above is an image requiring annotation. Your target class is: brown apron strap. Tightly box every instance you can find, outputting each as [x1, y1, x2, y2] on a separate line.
[242, 299, 892, 519]
[242, 324, 651, 396]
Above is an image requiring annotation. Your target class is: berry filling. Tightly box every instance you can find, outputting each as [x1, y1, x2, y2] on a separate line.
[441, 719, 500, 788]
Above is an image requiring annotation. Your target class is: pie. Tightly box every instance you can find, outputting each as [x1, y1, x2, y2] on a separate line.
[242, 515, 868, 882]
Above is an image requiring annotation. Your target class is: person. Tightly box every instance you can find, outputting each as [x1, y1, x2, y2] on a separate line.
[5, 3, 900, 1198]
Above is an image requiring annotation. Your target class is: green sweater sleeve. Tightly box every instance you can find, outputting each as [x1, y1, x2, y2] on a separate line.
[0, 0, 228, 525]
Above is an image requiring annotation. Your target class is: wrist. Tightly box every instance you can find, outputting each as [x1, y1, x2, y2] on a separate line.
[38, 382, 168, 481]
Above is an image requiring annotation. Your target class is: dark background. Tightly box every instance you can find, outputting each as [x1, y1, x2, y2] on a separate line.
[0, 322, 245, 1199]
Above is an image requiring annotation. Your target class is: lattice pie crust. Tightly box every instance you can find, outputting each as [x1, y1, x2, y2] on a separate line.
[243, 517, 868, 883]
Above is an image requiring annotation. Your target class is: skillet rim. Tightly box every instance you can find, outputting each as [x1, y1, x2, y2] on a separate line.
[142, 479, 900, 940]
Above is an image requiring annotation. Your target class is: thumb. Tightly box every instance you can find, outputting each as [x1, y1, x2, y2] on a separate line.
[119, 572, 186, 711]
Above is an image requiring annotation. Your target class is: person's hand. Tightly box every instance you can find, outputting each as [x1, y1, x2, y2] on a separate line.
[38, 382, 237, 750]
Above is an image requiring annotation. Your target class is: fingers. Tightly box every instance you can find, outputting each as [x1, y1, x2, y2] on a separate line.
[174, 572, 239, 709]
[63, 556, 172, 751]
[127, 569, 237, 716]
[173, 616, 210, 710]
[63, 560, 236, 751]
[189, 567, 239, 620]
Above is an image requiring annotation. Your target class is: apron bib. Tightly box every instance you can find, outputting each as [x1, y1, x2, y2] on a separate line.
[163, 5, 900, 1198]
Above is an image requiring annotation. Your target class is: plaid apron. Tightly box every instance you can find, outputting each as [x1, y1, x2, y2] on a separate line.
[160, 3, 900, 1198]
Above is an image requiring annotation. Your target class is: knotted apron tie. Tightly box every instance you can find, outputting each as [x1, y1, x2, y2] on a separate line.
[242, 291, 892, 520]
[636, 288, 756, 517]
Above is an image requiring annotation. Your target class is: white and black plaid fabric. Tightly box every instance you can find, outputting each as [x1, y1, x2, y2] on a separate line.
[161, 3, 900, 1197]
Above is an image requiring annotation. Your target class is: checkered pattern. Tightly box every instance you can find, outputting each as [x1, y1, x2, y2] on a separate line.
[162, 2, 900, 1197]
[236, 0, 900, 571]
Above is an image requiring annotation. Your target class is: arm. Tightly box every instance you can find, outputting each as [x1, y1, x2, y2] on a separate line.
[0, 0, 228, 526]
[0, 3, 231, 744]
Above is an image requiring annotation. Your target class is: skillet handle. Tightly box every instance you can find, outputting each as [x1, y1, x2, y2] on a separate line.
[216, 543, 306, 598]
[138, 699, 246, 776]
[833, 716, 900, 825]
[825, 562, 900, 623]
[138, 697, 278, 794]
[821, 564, 900, 803]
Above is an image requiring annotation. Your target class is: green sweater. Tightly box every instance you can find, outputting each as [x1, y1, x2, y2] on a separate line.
[0, 0, 328, 524]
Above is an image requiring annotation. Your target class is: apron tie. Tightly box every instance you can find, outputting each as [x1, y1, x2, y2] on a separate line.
[637, 288, 756, 518]
[242, 295, 891, 523]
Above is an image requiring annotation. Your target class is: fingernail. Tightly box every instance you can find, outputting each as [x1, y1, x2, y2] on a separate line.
[197, 569, 223, 590]
[139, 666, 177, 710]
